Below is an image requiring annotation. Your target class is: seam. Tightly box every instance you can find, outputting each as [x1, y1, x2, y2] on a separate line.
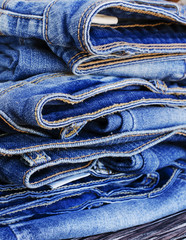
[0, 192, 84, 217]
[94, 42, 186, 51]
[25, 151, 47, 165]
[75, 54, 186, 77]
[0, 10, 42, 20]
[0, 73, 63, 97]
[6, 225, 18, 240]
[23, 160, 93, 186]
[44, 0, 59, 44]
[1, 130, 179, 156]
[79, 2, 178, 52]
[0, 114, 30, 134]
[76, 53, 186, 67]
[68, 52, 90, 67]
[68, 168, 177, 210]
[78, 0, 105, 51]
[91, 22, 176, 28]
[36, 98, 186, 127]
[1, 0, 11, 9]
[1, 173, 136, 199]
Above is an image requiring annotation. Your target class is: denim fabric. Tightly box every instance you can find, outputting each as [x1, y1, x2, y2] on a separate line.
[0, 73, 185, 139]
[85, 106, 186, 134]
[0, 36, 186, 80]
[0, 0, 185, 76]
[0, 36, 67, 82]
[0, 0, 185, 238]
[0, 167, 185, 239]
[0, 138, 184, 188]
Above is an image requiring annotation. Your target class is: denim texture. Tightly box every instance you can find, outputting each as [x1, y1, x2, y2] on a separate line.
[0, 139, 185, 188]
[0, 36, 67, 82]
[0, 168, 185, 239]
[0, 73, 185, 138]
[0, 0, 185, 239]
[0, 0, 185, 77]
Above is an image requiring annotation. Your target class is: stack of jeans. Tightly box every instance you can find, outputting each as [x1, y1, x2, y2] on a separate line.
[0, 0, 185, 239]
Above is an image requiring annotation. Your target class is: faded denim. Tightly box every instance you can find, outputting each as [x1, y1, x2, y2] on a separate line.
[0, 138, 185, 188]
[0, 167, 185, 239]
[0, 36, 67, 82]
[0, 73, 185, 140]
[0, 0, 185, 77]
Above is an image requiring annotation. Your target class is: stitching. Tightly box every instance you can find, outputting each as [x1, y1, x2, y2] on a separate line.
[0, 170, 159, 215]
[91, 22, 176, 28]
[25, 151, 47, 165]
[76, 53, 186, 68]
[67, 51, 89, 66]
[114, 5, 177, 22]
[70, 54, 91, 68]
[78, 0, 104, 51]
[1, 173, 136, 199]
[157, 81, 186, 92]
[68, 168, 177, 210]
[1, 130, 178, 156]
[0, 73, 63, 98]
[23, 160, 93, 185]
[68, 52, 90, 67]
[94, 42, 186, 51]
[0, 186, 25, 192]
[1, 0, 11, 9]
[75, 54, 186, 80]
[0, 10, 42, 20]
[22, 132, 181, 186]
[79, 2, 179, 52]
[0, 114, 30, 134]
[63, 123, 82, 138]
[45, 0, 59, 44]
[36, 97, 186, 126]
[26, 153, 37, 165]
[0, 192, 84, 216]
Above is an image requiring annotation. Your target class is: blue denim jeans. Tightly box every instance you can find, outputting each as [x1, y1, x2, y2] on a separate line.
[0, 36, 67, 82]
[0, 137, 185, 188]
[0, 73, 185, 139]
[0, 0, 185, 77]
[0, 36, 186, 81]
[0, 167, 185, 239]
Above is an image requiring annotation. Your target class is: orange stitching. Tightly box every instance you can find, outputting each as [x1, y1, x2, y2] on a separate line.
[45, 0, 59, 44]
[4, 130, 185, 156]
[80, 2, 179, 53]
[23, 160, 93, 185]
[114, 5, 177, 22]
[67, 51, 88, 66]
[2, 168, 178, 216]
[26, 151, 47, 165]
[0, 114, 29, 134]
[36, 97, 186, 127]
[77, 53, 185, 67]
[34, 78, 159, 127]
[70, 54, 91, 68]
[78, 0, 104, 51]
[26, 152, 38, 165]
[94, 41, 186, 50]
[0, 73, 63, 98]
[64, 124, 82, 138]
[91, 22, 176, 28]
